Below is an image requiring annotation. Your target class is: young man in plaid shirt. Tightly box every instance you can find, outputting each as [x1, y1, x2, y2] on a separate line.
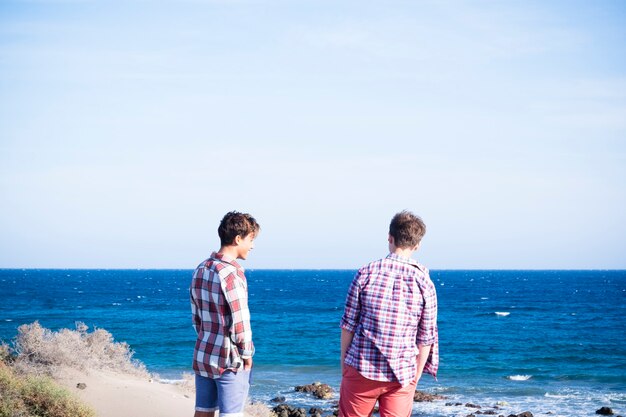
[339, 211, 438, 417]
[190, 211, 260, 417]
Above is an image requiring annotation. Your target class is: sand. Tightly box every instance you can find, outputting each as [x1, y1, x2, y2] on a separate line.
[57, 368, 195, 417]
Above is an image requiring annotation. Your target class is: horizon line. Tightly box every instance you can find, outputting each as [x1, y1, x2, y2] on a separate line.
[1, 267, 625, 272]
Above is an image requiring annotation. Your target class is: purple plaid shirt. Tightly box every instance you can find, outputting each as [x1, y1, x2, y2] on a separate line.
[190, 252, 254, 378]
[340, 253, 439, 386]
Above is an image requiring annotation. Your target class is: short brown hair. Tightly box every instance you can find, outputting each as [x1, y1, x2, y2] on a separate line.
[218, 211, 260, 246]
[389, 210, 426, 248]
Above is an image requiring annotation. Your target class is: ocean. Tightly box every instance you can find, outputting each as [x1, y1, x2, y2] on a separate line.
[1, 269, 624, 417]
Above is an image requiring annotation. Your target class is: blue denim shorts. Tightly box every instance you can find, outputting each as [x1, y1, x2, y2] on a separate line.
[195, 370, 251, 416]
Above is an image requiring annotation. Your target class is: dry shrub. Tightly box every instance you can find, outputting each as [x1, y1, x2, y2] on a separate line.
[0, 361, 95, 417]
[12, 322, 148, 378]
[0, 343, 12, 365]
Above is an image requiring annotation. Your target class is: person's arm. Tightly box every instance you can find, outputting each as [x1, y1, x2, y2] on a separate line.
[415, 344, 432, 383]
[415, 268, 438, 382]
[190, 274, 202, 335]
[221, 270, 254, 368]
[190, 296, 201, 335]
[339, 272, 361, 372]
[340, 328, 355, 374]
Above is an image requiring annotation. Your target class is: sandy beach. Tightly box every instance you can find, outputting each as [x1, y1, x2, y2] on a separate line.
[56, 368, 195, 417]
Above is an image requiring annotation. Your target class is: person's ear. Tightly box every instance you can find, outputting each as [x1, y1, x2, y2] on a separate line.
[234, 235, 243, 245]
[388, 235, 394, 245]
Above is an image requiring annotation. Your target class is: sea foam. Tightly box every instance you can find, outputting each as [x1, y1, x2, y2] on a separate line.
[495, 311, 510, 316]
[507, 375, 532, 381]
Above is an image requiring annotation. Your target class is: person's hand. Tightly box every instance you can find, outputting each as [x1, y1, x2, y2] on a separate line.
[243, 357, 253, 370]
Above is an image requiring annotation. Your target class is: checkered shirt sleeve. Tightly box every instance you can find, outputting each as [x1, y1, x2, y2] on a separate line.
[219, 265, 254, 357]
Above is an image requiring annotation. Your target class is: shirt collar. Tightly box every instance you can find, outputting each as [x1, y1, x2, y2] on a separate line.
[386, 252, 419, 267]
[211, 251, 244, 271]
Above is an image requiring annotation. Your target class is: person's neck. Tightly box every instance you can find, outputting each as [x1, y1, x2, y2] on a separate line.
[218, 245, 239, 260]
[392, 246, 414, 259]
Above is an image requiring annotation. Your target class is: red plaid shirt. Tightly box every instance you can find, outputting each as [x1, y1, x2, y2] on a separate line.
[190, 252, 254, 378]
[340, 253, 439, 386]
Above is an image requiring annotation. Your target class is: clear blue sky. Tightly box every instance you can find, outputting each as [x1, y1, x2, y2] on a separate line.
[1, 0, 625, 269]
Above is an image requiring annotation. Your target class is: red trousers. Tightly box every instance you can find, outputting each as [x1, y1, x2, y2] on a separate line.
[339, 365, 417, 417]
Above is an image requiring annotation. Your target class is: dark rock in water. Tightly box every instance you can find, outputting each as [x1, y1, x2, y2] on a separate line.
[413, 390, 446, 402]
[295, 383, 334, 400]
[273, 404, 309, 417]
[309, 408, 323, 415]
[465, 403, 481, 409]
[517, 412, 533, 417]
[76, 383, 87, 390]
[446, 402, 463, 406]
[476, 410, 497, 415]
[596, 408, 614, 415]
[271, 396, 286, 403]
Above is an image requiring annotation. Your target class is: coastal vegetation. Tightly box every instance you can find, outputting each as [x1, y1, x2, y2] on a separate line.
[0, 321, 148, 417]
[8, 321, 148, 378]
[0, 343, 94, 417]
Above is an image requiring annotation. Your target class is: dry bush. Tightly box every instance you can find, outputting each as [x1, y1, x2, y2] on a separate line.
[0, 343, 12, 365]
[0, 361, 95, 417]
[11, 322, 148, 378]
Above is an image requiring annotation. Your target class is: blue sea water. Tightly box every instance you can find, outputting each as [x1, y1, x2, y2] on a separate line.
[0, 269, 625, 417]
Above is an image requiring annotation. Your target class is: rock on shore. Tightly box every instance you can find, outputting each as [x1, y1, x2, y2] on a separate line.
[413, 391, 446, 402]
[295, 383, 334, 400]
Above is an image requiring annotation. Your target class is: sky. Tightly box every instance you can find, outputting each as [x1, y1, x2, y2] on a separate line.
[0, 0, 625, 269]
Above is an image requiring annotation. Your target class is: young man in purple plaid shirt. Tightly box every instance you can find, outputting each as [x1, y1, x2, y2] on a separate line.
[339, 211, 438, 417]
[190, 211, 260, 417]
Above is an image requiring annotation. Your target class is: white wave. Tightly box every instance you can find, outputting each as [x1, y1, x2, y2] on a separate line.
[481, 297, 489, 300]
[508, 375, 532, 381]
[158, 378, 185, 384]
[495, 311, 510, 316]
[544, 392, 576, 399]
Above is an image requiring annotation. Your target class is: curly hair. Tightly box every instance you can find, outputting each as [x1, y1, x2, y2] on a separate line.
[218, 211, 260, 246]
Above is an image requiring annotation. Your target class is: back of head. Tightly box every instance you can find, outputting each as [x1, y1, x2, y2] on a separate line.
[218, 211, 261, 246]
[389, 210, 426, 248]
